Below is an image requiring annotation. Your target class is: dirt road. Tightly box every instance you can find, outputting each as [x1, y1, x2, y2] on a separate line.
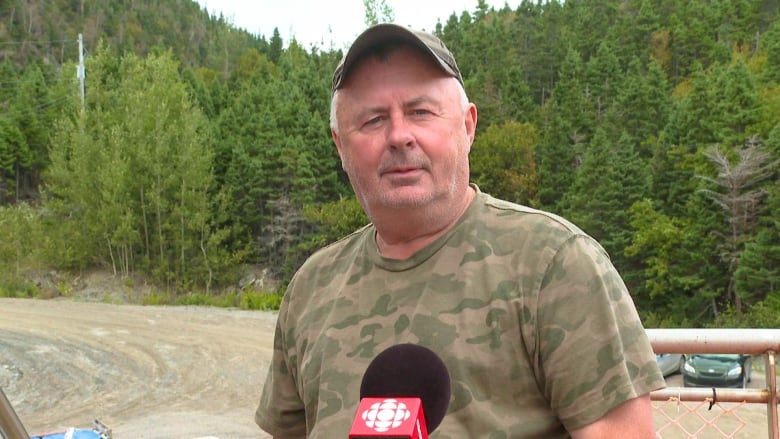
[0, 298, 275, 438]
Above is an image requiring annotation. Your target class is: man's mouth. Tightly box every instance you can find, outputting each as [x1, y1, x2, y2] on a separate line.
[385, 166, 419, 174]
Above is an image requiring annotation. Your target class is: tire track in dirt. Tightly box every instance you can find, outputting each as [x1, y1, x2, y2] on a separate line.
[0, 298, 276, 438]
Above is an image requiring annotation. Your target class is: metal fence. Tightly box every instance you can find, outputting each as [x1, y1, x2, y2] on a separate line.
[648, 329, 780, 439]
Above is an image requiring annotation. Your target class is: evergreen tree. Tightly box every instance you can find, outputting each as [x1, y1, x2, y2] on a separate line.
[564, 0, 620, 60]
[735, 180, 780, 305]
[655, 67, 716, 221]
[669, 2, 730, 80]
[0, 61, 64, 204]
[584, 41, 622, 121]
[609, 0, 660, 65]
[0, 60, 19, 106]
[674, 64, 720, 147]
[683, 180, 734, 321]
[535, 112, 571, 213]
[649, 142, 698, 219]
[714, 0, 762, 48]
[7, 63, 51, 200]
[181, 66, 218, 119]
[521, 0, 569, 106]
[214, 44, 341, 278]
[763, 19, 780, 83]
[268, 28, 283, 64]
[467, 17, 533, 127]
[711, 60, 761, 145]
[535, 46, 590, 212]
[0, 116, 30, 204]
[614, 57, 672, 155]
[562, 128, 651, 278]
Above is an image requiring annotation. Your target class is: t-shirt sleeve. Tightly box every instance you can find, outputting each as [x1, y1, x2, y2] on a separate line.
[255, 296, 308, 437]
[535, 234, 665, 431]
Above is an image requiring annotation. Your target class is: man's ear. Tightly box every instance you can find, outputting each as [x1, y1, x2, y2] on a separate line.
[464, 103, 478, 151]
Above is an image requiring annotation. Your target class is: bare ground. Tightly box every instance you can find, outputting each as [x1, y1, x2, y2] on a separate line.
[1, 270, 775, 438]
[0, 297, 275, 438]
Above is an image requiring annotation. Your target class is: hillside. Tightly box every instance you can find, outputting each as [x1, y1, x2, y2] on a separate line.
[0, 0, 271, 70]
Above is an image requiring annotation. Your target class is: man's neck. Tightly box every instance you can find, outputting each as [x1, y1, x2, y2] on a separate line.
[373, 186, 475, 260]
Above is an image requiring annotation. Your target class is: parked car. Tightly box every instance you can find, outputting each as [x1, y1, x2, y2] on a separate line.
[682, 354, 753, 388]
[655, 353, 686, 377]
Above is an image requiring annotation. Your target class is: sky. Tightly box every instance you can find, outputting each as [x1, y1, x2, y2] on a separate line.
[195, 0, 518, 50]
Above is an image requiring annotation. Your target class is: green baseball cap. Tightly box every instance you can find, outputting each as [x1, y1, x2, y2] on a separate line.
[332, 23, 464, 94]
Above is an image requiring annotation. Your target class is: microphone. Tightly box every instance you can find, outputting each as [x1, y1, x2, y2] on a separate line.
[349, 344, 451, 439]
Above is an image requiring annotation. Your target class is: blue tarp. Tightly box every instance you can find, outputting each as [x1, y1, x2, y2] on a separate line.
[31, 429, 103, 439]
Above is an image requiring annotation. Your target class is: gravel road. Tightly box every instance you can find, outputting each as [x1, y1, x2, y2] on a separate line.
[0, 298, 275, 438]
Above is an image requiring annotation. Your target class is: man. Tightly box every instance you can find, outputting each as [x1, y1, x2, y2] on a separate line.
[256, 23, 665, 438]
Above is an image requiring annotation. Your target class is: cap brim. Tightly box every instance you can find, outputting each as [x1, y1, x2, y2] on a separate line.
[332, 24, 462, 93]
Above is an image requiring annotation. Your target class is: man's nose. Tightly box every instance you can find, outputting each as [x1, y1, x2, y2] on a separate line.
[386, 114, 415, 149]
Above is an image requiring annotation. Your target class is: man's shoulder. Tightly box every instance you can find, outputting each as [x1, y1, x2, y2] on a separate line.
[473, 192, 586, 237]
[295, 223, 373, 275]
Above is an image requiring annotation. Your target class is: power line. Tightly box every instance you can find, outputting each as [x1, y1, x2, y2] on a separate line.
[0, 39, 74, 46]
[0, 79, 45, 86]
[0, 33, 84, 116]
[0, 96, 73, 119]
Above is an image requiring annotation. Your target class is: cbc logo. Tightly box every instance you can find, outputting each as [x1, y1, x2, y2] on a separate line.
[360, 398, 411, 432]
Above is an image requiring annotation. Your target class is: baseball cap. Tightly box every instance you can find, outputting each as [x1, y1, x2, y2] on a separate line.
[332, 23, 464, 94]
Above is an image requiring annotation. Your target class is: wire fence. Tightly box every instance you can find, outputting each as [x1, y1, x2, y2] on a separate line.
[648, 329, 780, 439]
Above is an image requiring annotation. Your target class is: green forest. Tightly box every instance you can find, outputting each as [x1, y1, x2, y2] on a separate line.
[0, 0, 779, 328]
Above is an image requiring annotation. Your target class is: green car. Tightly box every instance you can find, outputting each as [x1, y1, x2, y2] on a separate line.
[682, 354, 753, 388]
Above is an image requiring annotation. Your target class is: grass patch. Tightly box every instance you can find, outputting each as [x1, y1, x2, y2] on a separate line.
[0, 278, 39, 298]
[0, 268, 283, 312]
[140, 288, 282, 310]
[239, 289, 283, 310]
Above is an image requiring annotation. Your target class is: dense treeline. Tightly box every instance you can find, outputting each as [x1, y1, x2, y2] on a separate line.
[0, 0, 778, 327]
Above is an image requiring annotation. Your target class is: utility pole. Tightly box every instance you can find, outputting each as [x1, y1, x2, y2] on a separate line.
[77, 33, 85, 112]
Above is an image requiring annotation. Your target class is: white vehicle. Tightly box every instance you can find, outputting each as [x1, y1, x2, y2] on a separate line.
[655, 353, 686, 377]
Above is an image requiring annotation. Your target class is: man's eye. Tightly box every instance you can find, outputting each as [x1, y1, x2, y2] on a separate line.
[365, 116, 384, 125]
[412, 109, 432, 116]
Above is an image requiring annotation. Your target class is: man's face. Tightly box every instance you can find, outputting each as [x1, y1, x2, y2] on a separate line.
[332, 46, 477, 218]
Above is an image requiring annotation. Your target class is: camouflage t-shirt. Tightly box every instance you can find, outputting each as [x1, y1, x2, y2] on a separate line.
[256, 188, 665, 438]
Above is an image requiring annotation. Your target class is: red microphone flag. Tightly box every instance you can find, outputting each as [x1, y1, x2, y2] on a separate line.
[349, 397, 428, 439]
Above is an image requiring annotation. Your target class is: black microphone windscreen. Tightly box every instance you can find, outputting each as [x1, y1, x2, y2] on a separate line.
[359, 343, 451, 433]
